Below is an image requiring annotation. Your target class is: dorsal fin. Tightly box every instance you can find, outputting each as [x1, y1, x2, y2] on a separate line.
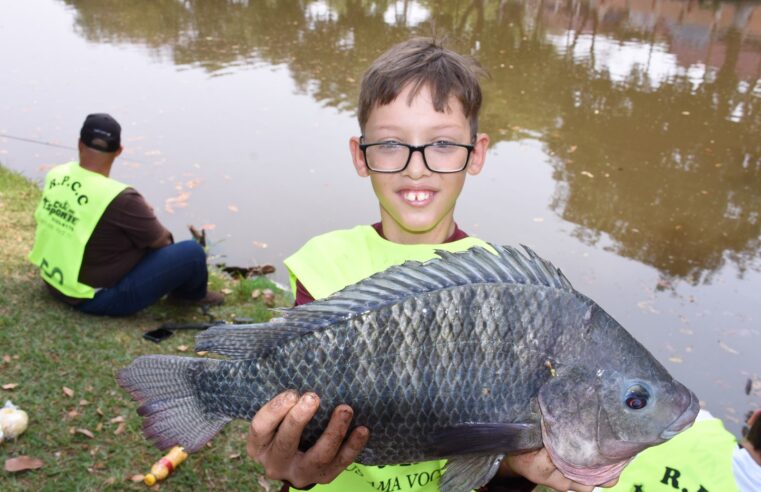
[195, 244, 574, 358]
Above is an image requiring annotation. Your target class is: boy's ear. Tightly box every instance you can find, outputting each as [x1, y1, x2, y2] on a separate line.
[349, 136, 370, 177]
[466, 133, 489, 176]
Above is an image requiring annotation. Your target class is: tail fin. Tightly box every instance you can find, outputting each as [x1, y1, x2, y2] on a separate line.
[117, 355, 232, 452]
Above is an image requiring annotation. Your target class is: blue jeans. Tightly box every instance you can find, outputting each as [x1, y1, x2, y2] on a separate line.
[75, 240, 208, 317]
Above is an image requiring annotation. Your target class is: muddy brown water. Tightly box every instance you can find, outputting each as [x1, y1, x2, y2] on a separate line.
[1, 0, 759, 436]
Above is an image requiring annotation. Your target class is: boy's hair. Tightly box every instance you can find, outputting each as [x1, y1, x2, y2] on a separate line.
[358, 37, 486, 138]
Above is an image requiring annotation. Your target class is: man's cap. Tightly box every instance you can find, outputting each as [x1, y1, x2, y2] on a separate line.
[80, 113, 121, 153]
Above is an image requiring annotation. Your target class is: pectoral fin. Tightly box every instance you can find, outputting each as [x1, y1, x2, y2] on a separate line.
[440, 454, 503, 492]
[425, 422, 542, 457]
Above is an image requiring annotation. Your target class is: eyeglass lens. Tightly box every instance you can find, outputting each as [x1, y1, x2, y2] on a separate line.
[365, 143, 469, 172]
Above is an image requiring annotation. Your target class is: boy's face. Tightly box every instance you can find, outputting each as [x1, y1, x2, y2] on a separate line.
[350, 83, 489, 244]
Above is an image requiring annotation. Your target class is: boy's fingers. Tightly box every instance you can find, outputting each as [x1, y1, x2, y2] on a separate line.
[248, 390, 300, 457]
[305, 425, 370, 485]
[270, 392, 320, 462]
[333, 426, 370, 470]
[305, 405, 355, 467]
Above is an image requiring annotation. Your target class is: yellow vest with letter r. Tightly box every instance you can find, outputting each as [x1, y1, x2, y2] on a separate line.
[284, 225, 491, 492]
[28, 162, 128, 299]
[602, 414, 739, 492]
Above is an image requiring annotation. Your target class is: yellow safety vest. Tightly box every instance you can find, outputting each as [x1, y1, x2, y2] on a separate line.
[604, 417, 739, 492]
[28, 162, 128, 298]
[284, 225, 491, 492]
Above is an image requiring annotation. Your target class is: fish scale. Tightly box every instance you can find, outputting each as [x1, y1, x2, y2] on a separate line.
[118, 244, 699, 491]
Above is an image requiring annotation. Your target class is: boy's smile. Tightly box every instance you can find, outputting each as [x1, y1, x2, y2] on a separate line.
[400, 188, 434, 206]
[350, 83, 489, 245]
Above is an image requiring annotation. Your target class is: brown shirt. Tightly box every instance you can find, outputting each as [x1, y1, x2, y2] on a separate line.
[48, 188, 171, 304]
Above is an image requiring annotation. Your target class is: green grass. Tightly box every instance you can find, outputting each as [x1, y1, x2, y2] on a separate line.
[0, 165, 287, 491]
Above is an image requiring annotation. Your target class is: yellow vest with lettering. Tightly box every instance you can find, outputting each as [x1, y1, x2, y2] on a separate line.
[28, 162, 128, 298]
[604, 416, 739, 492]
[284, 225, 491, 492]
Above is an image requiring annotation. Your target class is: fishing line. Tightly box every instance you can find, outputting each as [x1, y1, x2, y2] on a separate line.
[0, 132, 149, 166]
[0, 133, 76, 150]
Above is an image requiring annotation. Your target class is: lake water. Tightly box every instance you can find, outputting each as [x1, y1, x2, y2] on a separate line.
[1, 0, 759, 436]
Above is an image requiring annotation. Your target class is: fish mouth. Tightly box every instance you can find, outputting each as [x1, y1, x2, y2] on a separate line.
[660, 384, 700, 440]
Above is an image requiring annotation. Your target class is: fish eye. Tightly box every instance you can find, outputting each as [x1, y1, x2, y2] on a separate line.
[624, 384, 650, 410]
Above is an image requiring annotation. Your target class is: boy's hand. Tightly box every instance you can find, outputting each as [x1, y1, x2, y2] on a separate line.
[503, 448, 619, 491]
[246, 390, 370, 488]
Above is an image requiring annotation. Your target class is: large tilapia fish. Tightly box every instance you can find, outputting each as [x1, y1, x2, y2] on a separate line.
[118, 245, 699, 491]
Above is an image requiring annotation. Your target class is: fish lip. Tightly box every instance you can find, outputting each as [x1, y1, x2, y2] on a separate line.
[659, 387, 700, 440]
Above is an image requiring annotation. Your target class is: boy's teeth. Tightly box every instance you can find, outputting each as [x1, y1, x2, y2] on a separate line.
[403, 191, 431, 202]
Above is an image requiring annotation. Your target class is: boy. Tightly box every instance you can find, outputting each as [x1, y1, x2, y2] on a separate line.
[247, 38, 604, 492]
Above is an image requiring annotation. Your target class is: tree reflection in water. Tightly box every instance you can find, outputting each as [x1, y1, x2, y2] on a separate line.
[65, 0, 761, 284]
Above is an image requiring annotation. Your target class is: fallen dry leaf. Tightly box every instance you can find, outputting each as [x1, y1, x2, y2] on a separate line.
[747, 376, 761, 397]
[79, 399, 90, 406]
[114, 422, 126, 435]
[63, 387, 74, 398]
[109, 416, 126, 424]
[196, 351, 209, 356]
[164, 191, 191, 214]
[229, 452, 241, 459]
[258, 475, 274, 492]
[719, 341, 739, 355]
[129, 474, 145, 482]
[580, 171, 595, 178]
[2, 355, 11, 363]
[5, 456, 44, 472]
[636, 301, 659, 314]
[251, 289, 261, 299]
[176, 345, 189, 352]
[221, 288, 233, 295]
[96, 423, 103, 432]
[2, 383, 18, 390]
[76, 428, 95, 439]
[262, 289, 275, 307]
[67, 409, 80, 419]
[96, 407, 104, 417]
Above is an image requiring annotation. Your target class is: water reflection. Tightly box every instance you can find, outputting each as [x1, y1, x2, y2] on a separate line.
[61, 0, 761, 284]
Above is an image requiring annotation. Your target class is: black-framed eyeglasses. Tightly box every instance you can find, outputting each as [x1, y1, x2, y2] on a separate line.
[359, 139, 474, 173]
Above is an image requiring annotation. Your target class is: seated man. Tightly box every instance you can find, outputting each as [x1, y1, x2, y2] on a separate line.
[29, 113, 222, 316]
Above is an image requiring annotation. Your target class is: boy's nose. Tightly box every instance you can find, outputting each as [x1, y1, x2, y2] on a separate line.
[404, 149, 431, 179]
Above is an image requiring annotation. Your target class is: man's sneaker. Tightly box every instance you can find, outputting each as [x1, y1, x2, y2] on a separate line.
[198, 290, 225, 306]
